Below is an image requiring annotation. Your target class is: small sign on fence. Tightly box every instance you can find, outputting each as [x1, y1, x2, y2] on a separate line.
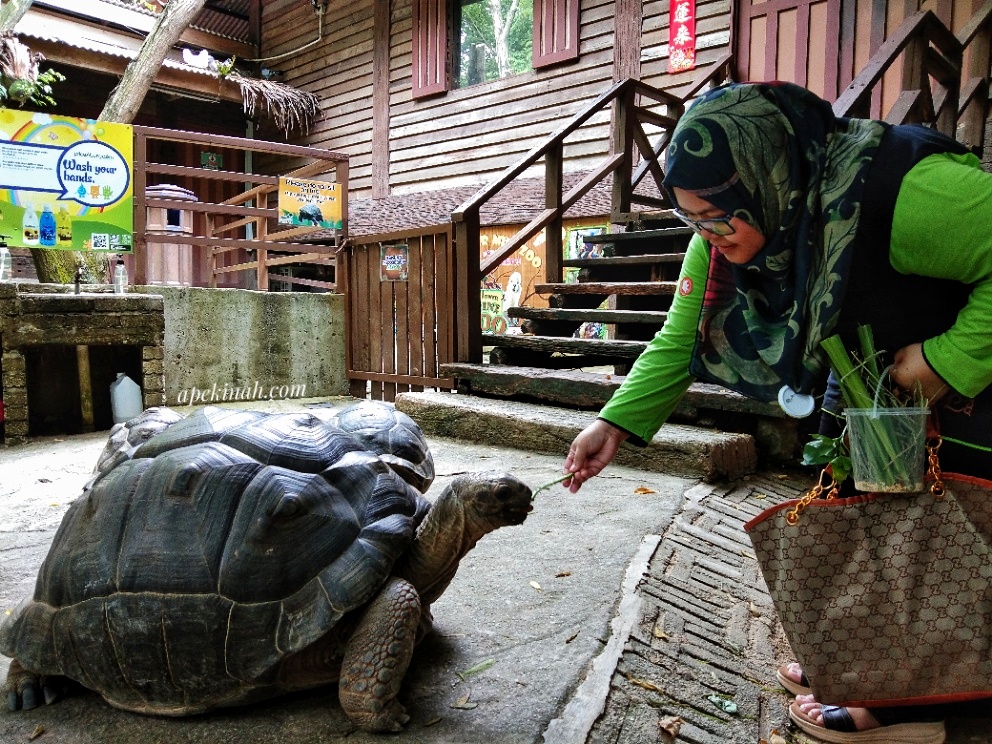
[380, 244, 409, 281]
[0, 109, 134, 251]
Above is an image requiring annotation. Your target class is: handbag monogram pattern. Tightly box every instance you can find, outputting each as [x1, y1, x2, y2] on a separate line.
[745, 473, 992, 708]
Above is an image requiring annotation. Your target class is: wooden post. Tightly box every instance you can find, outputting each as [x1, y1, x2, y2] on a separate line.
[256, 217, 268, 290]
[76, 345, 94, 433]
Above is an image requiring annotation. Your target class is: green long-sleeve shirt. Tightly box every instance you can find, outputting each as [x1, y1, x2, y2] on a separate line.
[600, 152, 992, 444]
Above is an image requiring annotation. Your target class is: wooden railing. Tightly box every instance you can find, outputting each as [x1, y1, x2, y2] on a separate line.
[450, 59, 734, 363]
[833, 0, 992, 149]
[133, 126, 349, 290]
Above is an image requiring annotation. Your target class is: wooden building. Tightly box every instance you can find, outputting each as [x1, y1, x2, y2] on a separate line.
[260, 0, 992, 203]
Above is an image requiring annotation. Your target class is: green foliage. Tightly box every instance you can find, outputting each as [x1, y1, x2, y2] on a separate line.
[809, 325, 928, 488]
[458, 0, 533, 87]
[802, 431, 852, 483]
[0, 67, 65, 108]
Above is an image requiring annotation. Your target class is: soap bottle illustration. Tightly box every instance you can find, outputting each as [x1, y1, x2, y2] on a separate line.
[56, 206, 72, 247]
[39, 204, 56, 246]
[22, 204, 38, 245]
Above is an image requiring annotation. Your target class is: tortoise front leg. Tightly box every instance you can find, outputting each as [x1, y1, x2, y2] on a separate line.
[338, 577, 420, 732]
[3, 659, 73, 711]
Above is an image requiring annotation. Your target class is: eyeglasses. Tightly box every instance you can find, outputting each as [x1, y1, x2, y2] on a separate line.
[672, 208, 736, 236]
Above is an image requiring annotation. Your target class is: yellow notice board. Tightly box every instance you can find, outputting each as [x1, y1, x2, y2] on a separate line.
[0, 110, 133, 251]
[277, 176, 343, 229]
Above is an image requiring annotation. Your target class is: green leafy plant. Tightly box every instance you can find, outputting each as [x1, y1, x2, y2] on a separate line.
[0, 32, 65, 109]
[802, 429, 852, 483]
[804, 325, 927, 489]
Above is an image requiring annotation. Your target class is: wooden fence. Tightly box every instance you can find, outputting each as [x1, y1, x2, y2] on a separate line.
[340, 226, 456, 400]
[132, 125, 349, 290]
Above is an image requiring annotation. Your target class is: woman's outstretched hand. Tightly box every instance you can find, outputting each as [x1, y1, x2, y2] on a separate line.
[890, 343, 949, 403]
[563, 419, 629, 492]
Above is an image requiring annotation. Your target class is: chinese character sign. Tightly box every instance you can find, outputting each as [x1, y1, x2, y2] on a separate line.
[0, 110, 134, 251]
[669, 0, 696, 73]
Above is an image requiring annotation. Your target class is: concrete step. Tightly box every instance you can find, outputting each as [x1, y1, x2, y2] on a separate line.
[394, 391, 758, 482]
[440, 364, 802, 463]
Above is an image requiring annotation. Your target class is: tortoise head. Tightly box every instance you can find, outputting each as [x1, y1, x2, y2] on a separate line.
[448, 472, 533, 530]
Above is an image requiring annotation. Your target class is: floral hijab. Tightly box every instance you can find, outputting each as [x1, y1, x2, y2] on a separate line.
[663, 82, 886, 404]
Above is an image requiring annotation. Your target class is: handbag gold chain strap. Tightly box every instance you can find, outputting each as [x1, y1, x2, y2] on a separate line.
[785, 436, 945, 526]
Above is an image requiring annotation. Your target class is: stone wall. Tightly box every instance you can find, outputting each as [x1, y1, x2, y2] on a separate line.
[134, 286, 347, 407]
[0, 283, 166, 444]
[1, 283, 348, 444]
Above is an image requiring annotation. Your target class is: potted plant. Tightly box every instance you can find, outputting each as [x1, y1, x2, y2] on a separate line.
[804, 326, 929, 493]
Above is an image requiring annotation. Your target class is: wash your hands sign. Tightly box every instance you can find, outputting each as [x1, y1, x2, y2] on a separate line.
[0, 110, 133, 251]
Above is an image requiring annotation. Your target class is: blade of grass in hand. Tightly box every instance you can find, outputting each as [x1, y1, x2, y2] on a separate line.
[532, 472, 572, 499]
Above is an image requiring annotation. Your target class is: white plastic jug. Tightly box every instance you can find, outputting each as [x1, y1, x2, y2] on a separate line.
[110, 373, 142, 424]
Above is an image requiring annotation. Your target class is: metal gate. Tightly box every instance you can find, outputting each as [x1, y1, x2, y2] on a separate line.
[341, 225, 457, 400]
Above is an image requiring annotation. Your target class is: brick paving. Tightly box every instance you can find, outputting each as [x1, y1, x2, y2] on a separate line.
[588, 473, 805, 743]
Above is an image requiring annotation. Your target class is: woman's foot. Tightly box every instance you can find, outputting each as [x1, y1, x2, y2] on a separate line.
[789, 694, 946, 744]
[794, 695, 881, 730]
[776, 662, 812, 695]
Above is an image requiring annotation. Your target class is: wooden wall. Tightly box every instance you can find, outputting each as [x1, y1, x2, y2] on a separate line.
[258, 0, 377, 192]
[641, 0, 732, 91]
[730, 0, 984, 117]
[262, 0, 735, 201]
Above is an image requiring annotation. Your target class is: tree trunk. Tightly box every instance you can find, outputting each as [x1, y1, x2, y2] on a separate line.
[0, 0, 34, 33]
[32, 0, 209, 284]
[101, 0, 209, 123]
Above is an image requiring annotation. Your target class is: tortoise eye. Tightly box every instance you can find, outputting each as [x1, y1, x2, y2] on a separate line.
[271, 495, 304, 520]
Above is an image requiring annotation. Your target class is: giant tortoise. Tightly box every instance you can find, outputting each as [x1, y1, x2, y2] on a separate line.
[1, 401, 532, 732]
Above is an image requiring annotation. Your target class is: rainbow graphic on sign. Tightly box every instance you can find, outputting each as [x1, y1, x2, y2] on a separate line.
[0, 109, 133, 251]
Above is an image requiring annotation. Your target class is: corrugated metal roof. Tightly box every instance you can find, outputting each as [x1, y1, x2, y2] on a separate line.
[34, 0, 252, 44]
[193, 0, 251, 42]
[17, 7, 224, 77]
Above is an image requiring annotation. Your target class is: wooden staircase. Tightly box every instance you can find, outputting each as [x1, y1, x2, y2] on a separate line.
[443, 212, 803, 465]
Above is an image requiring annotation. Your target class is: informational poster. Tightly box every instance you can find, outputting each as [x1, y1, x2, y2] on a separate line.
[380, 244, 409, 281]
[0, 110, 133, 251]
[668, 0, 697, 73]
[277, 176, 343, 229]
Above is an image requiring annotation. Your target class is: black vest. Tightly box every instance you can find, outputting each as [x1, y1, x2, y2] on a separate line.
[836, 123, 972, 360]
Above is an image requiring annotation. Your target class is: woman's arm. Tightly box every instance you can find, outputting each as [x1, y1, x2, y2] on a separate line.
[562, 235, 709, 490]
[890, 152, 992, 398]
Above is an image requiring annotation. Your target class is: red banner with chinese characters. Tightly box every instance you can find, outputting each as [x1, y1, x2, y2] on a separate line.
[668, 0, 696, 73]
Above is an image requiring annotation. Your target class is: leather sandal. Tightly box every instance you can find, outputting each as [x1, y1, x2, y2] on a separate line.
[788, 701, 945, 744]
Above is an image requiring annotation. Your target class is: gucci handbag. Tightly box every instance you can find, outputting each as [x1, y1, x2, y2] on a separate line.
[745, 439, 992, 708]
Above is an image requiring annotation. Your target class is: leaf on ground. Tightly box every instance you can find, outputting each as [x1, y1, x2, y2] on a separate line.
[29, 726, 46, 742]
[768, 729, 789, 744]
[658, 715, 684, 738]
[629, 677, 663, 693]
[529, 581, 542, 591]
[565, 631, 579, 644]
[457, 658, 495, 680]
[748, 601, 761, 617]
[555, 571, 571, 578]
[423, 716, 443, 727]
[633, 486, 657, 494]
[652, 623, 670, 640]
[450, 693, 478, 710]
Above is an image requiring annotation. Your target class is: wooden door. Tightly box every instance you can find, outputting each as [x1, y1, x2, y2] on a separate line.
[734, 0, 846, 101]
